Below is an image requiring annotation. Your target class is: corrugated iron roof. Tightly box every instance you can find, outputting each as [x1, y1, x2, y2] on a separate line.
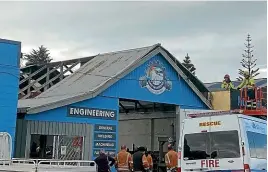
[18, 44, 212, 114]
[205, 78, 267, 91]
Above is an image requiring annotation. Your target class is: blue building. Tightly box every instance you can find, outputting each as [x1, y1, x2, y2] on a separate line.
[16, 44, 211, 160]
[0, 38, 21, 157]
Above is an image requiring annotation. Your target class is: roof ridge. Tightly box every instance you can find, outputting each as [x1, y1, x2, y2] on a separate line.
[35, 44, 160, 99]
[20, 44, 161, 70]
[97, 43, 161, 56]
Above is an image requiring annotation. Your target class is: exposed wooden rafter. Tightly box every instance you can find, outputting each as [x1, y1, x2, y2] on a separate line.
[19, 56, 96, 99]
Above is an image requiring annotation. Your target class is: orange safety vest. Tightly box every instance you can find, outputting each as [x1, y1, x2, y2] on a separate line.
[165, 150, 178, 169]
[115, 150, 132, 171]
[146, 154, 153, 169]
[142, 154, 149, 169]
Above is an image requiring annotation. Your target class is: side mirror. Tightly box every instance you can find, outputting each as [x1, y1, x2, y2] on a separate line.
[211, 151, 218, 158]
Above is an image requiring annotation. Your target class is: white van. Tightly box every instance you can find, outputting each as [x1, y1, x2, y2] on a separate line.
[178, 112, 267, 172]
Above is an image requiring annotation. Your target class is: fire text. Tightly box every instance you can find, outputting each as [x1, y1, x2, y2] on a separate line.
[201, 159, 219, 168]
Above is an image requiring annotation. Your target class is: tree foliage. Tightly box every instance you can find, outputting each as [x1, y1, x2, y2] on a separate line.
[237, 34, 259, 81]
[23, 45, 52, 66]
[182, 53, 196, 75]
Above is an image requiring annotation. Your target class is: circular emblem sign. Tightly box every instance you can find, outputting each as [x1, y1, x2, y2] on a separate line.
[139, 60, 172, 95]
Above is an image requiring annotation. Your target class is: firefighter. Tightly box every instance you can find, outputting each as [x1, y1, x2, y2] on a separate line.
[115, 145, 132, 172]
[237, 71, 255, 90]
[221, 74, 234, 90]
[132, 146, 149, 172]
[165, 144, 178, 172]
[145, 151, 153, 172]
[237, 71, 256, 108]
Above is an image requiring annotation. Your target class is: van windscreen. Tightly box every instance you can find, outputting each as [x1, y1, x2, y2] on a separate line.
[183, 130, 240, 160]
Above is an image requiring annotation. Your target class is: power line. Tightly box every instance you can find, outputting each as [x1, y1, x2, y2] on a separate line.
[20, 92, 206, 109]
[0, 63, 20, 69]
[68, 70, 185, 82]
[19, 78, 206, 109]
[20, 76, 182, 99]
[14, 62, 206, 108]
[0, 72, 20, 78]
[20, 70, 185, 99]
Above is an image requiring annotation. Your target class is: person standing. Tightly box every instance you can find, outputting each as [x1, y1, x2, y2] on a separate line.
[237, 71, 255, 90]
[237, 71, 256, 108]
[145, 151, 153, 172]
[115, 145, 132, 172]
[94, 149, 115, 172]
[165, 144, 178, 172]
[132, 146, 149, 172]
[221, 74, 234, 90]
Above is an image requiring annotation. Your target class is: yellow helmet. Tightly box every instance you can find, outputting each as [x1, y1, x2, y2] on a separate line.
[243, 71, 249, 76]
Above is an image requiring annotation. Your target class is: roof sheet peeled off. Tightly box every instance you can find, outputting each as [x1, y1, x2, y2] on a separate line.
[18, 44, 160, 113]
[18, 43, 213, 114]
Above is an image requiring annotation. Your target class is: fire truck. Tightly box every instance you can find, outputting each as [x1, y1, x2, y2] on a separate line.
[152, 87, 267, 172]
[178, 87, 267, 172]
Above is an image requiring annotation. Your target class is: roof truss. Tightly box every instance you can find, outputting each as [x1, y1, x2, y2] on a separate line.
[19, 56, 95, 99]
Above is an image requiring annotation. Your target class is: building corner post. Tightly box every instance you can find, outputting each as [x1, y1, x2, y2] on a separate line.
[175, 105, 180, 152]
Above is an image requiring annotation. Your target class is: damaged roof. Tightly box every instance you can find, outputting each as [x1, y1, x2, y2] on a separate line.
[18, 44, 212, 114]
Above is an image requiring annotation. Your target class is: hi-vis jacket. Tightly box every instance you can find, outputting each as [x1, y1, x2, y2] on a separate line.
[115, 150, 132, 171]
[142, 154, 149, 169]
[165, 150, 178, 169]
[221, 80, 235, 90]
[237, 77, 255, 89]
[132, 151, 149, 171]
[146, 154, 153, 169]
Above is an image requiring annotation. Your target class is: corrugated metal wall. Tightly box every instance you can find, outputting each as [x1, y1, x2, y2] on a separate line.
[119, 109, 215, 152]
[26, 121, 91, 136]
[119, 112, 175, 151]
[119, 119, 151, 150]
[15, 119, 92, 160]
[14, 119, 27, 158]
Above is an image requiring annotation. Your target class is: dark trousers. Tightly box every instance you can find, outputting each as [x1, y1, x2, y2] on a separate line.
[247, 89, 255, 100]
[241, 88, 256, 109]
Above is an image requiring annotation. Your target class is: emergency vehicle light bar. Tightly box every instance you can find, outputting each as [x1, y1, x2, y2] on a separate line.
[187, 110, 242, 118]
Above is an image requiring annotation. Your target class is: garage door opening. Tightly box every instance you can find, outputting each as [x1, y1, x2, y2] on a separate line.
[118, 98, 177, 171]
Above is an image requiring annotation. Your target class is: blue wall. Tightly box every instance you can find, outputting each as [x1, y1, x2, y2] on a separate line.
[25, 96, 119, 160]
[101, 53, 207, 109]
[0, 39, 20, 156]
[24, 52, 208, 163]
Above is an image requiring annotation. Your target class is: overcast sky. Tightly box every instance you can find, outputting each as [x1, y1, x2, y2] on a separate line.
[1, 1, 267, 82]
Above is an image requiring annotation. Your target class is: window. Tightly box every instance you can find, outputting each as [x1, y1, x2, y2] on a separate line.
[247, 131, 267, 159]
[30, 134, 84, 160]
[183, 130, 240, 160]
